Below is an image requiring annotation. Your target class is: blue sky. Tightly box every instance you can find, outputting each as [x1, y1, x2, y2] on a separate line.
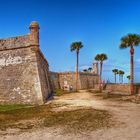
[0, 0, 140, 83]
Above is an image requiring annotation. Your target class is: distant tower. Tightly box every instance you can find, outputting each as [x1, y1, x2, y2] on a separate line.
[29, 21, 40, 46]
[93, 62, 98, 75]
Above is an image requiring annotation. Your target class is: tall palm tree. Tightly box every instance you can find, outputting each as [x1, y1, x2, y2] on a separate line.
[95, 53, 108, 91]
[127, 75, 130, 83]
[118, 70, 122, 83]
[70, 42, 83, 90]
[83, 69, 88, 72]
[118, 70, 125, 83]
[112, 69, 118, 83]
[121, 71, 125, 83]
[119, 34, 140, 94]
[88, 67, 92, 72]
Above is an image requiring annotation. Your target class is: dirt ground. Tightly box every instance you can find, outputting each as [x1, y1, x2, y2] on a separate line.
[1, 90, 140, 140]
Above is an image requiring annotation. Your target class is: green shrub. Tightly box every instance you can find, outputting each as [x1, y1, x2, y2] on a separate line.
[54, 89, 65, 96]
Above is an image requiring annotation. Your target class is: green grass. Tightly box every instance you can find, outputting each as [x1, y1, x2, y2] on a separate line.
[0, 104, 113, 133]
[54, 89, 65, 96]
[0, 104, 33, 112]
[43, 108, 112, 133]
[54, 89, 78, 96]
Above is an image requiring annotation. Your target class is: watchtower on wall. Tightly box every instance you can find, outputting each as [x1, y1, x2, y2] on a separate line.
[0, 21, 52, 105]
[92, 62, 99, 75]
[29, 22, 40, 46]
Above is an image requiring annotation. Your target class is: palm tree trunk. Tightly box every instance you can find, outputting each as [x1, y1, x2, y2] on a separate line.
[99, 61, 103, 92]
[130, 47, 134, 94]
[115, 74, 116, 83]
[76, 50, 79, 91]
[119, 75, 120, 84]
[122, 75, 123, 83]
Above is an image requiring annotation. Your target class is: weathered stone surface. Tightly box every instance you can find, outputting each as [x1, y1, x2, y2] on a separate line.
[0, 22, 52, 104]
[58, 72, 78, 90]
[50, 72, 60, 90]
[92, 62, 98, 75]
[105, 84, 140, 94]
[50, 72, 99, 91]
[79, 73, 99, 89]
[36, 49, 52, 102]
[0, 35, 30, 51]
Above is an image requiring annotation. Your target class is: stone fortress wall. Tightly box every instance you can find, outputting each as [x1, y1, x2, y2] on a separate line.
[0, 21, 100, 105]
[50, 72, 100, 91]
[0, 22, 52, 104]
[50, 61, 100, 91]
[79, 72, 99, 89]
[2, 21, 140, 104]
[49, 72, 60, 91]
[105, 84, 140, 94]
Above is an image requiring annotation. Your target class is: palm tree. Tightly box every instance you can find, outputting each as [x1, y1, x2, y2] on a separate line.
[88, 67, 92, 72]
[118, 70, 125, 83]
[83, 69, 88, 72]
[121, 71, 125, 83]
[112, 69, 118, 83]
[70, 42, 83, 90]
[95, 53, 108, 91]
[118, 70, 122, 83]
[127, 75, 130, 83]
[119, 34, 140, 94]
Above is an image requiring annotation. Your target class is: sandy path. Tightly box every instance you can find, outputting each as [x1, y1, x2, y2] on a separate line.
[1, 90, 140, 140]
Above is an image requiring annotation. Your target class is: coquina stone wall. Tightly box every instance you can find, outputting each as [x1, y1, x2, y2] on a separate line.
[0, 21, 52, 104]
[50, 72, 99, 91]
[49, 72, 60, 91]
[105, 84, 130, 93]
[35, 50, 52, 102]
[105, 84, 140, 94]
[58, 72, 80, 90]
[79, 73, 99, 89]
[135, 84, 140, 94]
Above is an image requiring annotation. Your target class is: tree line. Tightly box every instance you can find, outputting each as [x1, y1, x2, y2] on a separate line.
[70, 34, 140, 94]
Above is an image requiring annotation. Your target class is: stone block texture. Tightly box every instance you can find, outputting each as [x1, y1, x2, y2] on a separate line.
[50, 72, 99, 91]
[105, 84, 140, 94]
[0, 21, 52, 104]
[49, 72, 60, 91]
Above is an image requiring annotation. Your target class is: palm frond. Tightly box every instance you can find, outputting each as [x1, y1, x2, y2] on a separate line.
[118, 70, 125, 75]
[112, 69, 118, 74]
[70, 41, 84, 52]
[127, 75, 130, 79]
[95, 53, 108, 62]
[119, 33, 140, 49]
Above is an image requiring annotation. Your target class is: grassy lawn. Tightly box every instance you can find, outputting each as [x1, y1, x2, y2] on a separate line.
[0, 104, 33, 112]
[0, 104, 113, 133]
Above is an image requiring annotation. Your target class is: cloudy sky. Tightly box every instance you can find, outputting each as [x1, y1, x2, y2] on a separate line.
[0, 0, 140, 83]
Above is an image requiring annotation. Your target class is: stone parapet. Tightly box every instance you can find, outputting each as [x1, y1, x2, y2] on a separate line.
[0, 35, 30, 51]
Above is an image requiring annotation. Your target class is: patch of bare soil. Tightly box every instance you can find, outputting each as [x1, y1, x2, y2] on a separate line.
[1, 90, 140, 140]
